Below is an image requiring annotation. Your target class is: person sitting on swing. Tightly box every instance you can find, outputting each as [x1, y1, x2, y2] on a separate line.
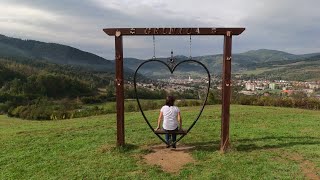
[155, 95, 182, 148]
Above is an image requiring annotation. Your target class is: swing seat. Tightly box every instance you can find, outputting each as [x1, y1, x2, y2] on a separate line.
[154, 129, 187, 135]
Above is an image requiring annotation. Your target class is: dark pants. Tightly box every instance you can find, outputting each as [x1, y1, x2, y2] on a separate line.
[164, 128, 178, 147]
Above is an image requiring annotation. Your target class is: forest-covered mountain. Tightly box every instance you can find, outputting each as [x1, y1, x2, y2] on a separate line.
[0, 56, 119, 120]
[124, 56, 207, 79]
[0, 34, 116, 72]
[124, 49, 320, 80]
[124, 49, 303, 73]
[241, 54, 320, 81]
[1, 34, 320, 81]
[0, 57, 114, 98]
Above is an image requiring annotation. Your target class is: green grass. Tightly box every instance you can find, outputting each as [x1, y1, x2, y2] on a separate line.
[1, 105, 320, 179]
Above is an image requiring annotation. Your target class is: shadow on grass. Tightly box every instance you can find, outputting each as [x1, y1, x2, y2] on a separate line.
[175, 136, 320, 153]
[111, 136, 319, 153]
[113, 143, 139, 153]
[234, 136, 320, 152]
[183, 140, 221, 152]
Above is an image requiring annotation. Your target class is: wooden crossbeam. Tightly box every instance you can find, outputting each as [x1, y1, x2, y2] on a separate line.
[103, 28, 245, 36]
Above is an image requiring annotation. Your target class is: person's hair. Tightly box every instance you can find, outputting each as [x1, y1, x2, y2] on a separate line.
[165, 96, 175, 107]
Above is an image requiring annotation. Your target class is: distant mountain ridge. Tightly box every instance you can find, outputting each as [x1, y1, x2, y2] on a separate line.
[1, 34, 320, 81]
[0, 34, 115, 72]
[123, 49, 320, 81]
[239, 49, 297, 62]
[124, 49, 320, 76]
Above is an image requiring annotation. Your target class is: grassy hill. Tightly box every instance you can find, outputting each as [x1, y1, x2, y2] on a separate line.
[1, 105, 319, 179]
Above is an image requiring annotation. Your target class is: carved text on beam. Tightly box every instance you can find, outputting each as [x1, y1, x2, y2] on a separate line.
[143, 28, 200, 35]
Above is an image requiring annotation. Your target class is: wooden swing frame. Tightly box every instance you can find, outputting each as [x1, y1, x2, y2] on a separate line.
[103, 27, 245, 152]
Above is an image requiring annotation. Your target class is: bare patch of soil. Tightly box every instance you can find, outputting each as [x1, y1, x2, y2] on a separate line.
[288, 153, 319, 180]
[278, 151, 320, 180]
[299, 160, 320, 180]
[143, 144, 195, 173]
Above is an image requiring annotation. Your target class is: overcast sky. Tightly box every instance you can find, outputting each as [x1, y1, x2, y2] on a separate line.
[1, 0, 319, 59]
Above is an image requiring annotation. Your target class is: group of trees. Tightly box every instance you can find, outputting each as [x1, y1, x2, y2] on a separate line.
[1, 56, 320, 121]
[0, 58, 116, 119]
[2, 74, 94, 98]
[233, 95, 320, 110]
[205, 88, 320, 110]
[125, 86, 166, 99]
[124, 86, 202, 100]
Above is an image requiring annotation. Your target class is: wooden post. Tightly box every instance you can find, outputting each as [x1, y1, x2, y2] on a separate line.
[115, 31, 125, 146]
[220, 31, 232, 152]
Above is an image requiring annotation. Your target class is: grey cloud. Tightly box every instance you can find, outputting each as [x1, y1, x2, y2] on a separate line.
[2, 0, 320, 58]
[2, 0, 241, 58]
[238, 0, 320, 53]
[3, 0, 213, 58]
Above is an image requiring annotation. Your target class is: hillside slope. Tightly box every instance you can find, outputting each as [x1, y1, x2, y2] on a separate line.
[0, 105, 319, 179]
[0, 34, 114, 72]
[1, 34, 320, 80]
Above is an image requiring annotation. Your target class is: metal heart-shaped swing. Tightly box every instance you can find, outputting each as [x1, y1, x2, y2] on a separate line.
[134, 59, 211, 146]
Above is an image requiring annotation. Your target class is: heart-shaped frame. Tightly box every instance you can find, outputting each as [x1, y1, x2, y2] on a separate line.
[134, 59, 211, 145]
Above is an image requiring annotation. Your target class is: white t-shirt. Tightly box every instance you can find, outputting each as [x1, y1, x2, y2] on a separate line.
[160, 105, 180, 130]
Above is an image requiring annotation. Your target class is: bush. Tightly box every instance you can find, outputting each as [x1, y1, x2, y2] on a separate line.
[80, 94, 115, 104]
[72, 106, 106, 118]
[105, 103, 116, 113]
[0, 103, 10, 114]
[233, 94, 320, 110]
[8, 104, 52, 120]
[125, 102, 138, 112]
[187, 100, 201, 106]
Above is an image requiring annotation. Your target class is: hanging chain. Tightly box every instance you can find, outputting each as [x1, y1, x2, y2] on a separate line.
[189, 35, 192, 59]
[168, 49, 175, 69]
[152, 35, 156, 59]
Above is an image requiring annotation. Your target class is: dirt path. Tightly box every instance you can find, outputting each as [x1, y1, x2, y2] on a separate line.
[278, 151, 320, 180]
[143, 144, 195, 173]
[289, 153, 319, 180]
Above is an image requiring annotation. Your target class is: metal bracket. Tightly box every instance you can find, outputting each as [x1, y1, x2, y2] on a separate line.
[116, 54, 122, 61]
[115, 79, 122, 86]
[226, 31, 232, 37]
[167, 50, 176, 70]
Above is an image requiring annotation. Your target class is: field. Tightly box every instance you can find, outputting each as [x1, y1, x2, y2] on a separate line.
[1, 105, 320, 179]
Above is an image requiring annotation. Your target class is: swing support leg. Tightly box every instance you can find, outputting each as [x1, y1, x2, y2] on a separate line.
[221, 31, 232, 152]
[115, 32, 125, 147]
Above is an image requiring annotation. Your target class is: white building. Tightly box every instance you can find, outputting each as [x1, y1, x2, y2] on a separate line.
[309, 84, 320, 89]
[245, 83, 256, 91]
